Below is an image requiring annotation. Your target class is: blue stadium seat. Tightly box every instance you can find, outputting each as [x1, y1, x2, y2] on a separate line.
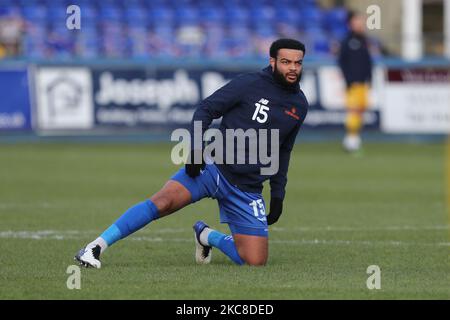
[79, 5, 97, 24]
[75, 28, 101, 58]
[203, 25, 225, 57]
[96, 0, 118, 7]
[117, 0, 141, 6]
[223, 6, 249, 26]
[17, 0, 40, 7]
[175, 6, 199, 26]
[225, 25, 253, 58]
[99, 5, 122, 21]
[22, 25, 47, 58]
[124, 6, 147, 26]
[148, 6, 174, 28]
[325, 7, 348, 29]
[127, 25, 149, 58]
[23, 40, 46, 58]
[199, 6, 224, 25]
[306, 28, 330, 55]
[148, 25, 178, 57]
[0, 4, 21, 18]
[42, 0, 68, 5]
[325, 7, 348, 40]
[302, 6, 323, 29]
[276, 7, 300, 25]
[0, 0, 15, 8]
[142, 0, 167, 9]
[46, 5, 67, 24]
[46, 25, 76, 58]
[250, 5, 275, 24]
[22, 5, 46, 22]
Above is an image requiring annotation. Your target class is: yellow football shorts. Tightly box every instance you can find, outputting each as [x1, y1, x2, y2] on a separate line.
[346, 83, 369, 111]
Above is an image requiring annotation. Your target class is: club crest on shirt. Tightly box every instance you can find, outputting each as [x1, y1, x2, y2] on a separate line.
[284, 106, 300, 120]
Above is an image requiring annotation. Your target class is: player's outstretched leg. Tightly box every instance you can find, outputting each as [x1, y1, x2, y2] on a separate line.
[75, 180, 192, 268]
[75, 199, 159, 268]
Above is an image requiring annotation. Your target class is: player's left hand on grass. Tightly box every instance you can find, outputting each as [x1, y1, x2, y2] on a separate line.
[267, 197, 283, 225]
[185, 149, 205, 178]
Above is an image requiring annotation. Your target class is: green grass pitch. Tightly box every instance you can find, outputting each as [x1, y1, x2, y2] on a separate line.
[0, 141, 448, 299]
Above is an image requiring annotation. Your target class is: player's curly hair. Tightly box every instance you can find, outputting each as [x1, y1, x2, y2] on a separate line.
[269, 38, 306, 58]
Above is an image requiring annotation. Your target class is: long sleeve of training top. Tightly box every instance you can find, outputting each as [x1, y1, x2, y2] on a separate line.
[189, 66, 308, 198]
[269, 120, 303, 200]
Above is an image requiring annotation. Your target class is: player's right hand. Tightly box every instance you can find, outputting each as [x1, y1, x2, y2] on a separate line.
[185, 150, 205, 178]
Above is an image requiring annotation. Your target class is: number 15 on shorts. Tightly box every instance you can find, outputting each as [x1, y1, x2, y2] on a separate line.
[250, 199, 266, 221]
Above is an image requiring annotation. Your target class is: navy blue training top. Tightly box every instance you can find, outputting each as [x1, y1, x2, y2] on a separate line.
[190, 66, 308, 200]
[338, 32, 373, 86]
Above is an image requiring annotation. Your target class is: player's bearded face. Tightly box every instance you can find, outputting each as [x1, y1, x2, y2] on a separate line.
[273, 62, 302, 86]
[271, 49, 304, 87]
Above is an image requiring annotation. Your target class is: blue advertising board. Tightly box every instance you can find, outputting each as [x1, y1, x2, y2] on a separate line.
[0, 69, 32, 130]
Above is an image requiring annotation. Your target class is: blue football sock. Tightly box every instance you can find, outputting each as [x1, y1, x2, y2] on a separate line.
[100, 200, 159, 247]
[207, 230, 245, 265]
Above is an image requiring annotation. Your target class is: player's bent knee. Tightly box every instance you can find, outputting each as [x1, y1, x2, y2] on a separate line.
[243, 257, 267, 266]
[237, 247, 268, 266]
[241, 253, 267, 266]
[234, 234, 268, 266]
[150, 194, 173, 216]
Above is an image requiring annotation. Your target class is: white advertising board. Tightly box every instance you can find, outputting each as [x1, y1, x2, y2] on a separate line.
[35, 67, 94, 130]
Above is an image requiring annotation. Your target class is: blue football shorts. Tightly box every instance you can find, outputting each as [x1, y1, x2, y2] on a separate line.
[170, 163, 268, 237]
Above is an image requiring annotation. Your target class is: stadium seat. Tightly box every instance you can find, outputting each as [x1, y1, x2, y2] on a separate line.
[276, 7, 300, 25]
[175, 6, 199, 27]
[148, 6, 174, 29]
[0, 0, 15, 8]
[46, 25, 75, 58]
[142, 0, 167, 9]
[249, 5, 276, 22]
[21, 5, 46, 23]
[127, 25, 149, 58]
[45, 5, 67, 27]
[124, 6, 147, 26]
[225, 25, 253, 58]
[224, 6, 249, 26]
[75, 27, 100, 58]
[148, 25, 178, 57]
[199, 6, 224, 26]
[325, 7, 349, 40]
[302, 6, 324, 30]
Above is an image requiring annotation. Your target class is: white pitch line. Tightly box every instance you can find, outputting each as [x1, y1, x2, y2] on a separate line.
[1, 223, 446, 239]
[0, 230, 449, 247]
[129, 236, 450, 247]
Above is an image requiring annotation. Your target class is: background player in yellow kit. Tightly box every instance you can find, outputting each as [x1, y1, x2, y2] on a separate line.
[338, 11, 373, 153]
